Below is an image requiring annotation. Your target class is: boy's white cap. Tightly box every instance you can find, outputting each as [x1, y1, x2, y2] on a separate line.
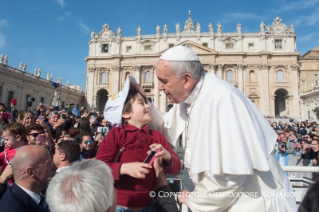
[103, 75, 136, 127]
[159, 46, 199, 61]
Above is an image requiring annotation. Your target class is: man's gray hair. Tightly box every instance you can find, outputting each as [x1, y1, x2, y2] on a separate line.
[169, 61, 204, 81]
[46, 159, 114, 212]
[48, 111, 60, 119]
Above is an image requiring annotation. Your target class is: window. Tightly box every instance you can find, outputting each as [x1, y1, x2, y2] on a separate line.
[147, 98, 152, 103]
[277, 70, 283, 82]
[315, 73, 319, 76]
[249, 70, 255, 82]
[101, 72, 106, 83]
[226, 70, 233, 82]
[275, 39, 282, 49]
[62, 101, 65, 107]
[248, 43, 254, 50]
[101, 44, 109, 53]
[144, 44, 152, 51]
[126, 46, 132, 53]
[302, 80, 305, 86]
[144, 89, 150, 93]
[316, 80, 319, 86]
[167, 104, 173, 112]
[168, 44, 174, 48]
[26, 94, 31, 110]
[225, 43, 234, 49]
[145, 71, 151, 82]
[7, 91, 14, 111]
[202, 43, 208, 47]
[40, 97, 45, 104]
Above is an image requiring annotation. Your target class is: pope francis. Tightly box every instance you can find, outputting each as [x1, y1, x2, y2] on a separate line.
[146, 46, 297, 212]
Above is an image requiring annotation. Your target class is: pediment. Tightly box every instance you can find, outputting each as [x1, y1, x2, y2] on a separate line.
[221, 37, 238, 42]
[159, 40, 217, 55]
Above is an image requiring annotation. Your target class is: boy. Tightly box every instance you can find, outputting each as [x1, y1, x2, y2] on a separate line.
[96, 76, 181, 212]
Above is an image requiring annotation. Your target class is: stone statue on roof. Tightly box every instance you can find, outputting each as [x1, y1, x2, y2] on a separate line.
[19, 61, 23, 70]
[22, 63, 27, 71]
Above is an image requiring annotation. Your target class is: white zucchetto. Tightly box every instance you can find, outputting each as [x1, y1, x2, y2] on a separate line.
[159, 46, 199, 61]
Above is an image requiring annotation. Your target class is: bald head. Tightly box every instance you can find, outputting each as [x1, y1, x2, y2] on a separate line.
[11, 145, 51, 179]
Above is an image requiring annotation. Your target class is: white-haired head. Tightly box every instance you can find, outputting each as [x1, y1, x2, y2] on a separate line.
[46, 159, 114, 212]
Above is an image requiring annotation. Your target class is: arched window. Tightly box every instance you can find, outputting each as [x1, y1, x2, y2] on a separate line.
[101, 72, 106, 83]
[226, 70, 233, 82]
[249, 70, 255, 82]
[277, 70, 283, 82]
[145, 71, 151, 82]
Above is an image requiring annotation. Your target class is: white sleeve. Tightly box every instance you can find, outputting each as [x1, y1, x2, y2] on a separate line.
[187, 172, 249, 212]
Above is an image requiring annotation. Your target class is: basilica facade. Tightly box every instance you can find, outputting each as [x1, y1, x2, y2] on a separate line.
[85, 13, 300, 118]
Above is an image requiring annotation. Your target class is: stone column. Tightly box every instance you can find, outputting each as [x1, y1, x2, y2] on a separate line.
[259, 64, 270, 115]
[271, 95, 276, 117]
[291, 64, 301, 119]
[208, 63, 217, 74]
[87, 67, 96, 108]
[112, 66, 120, 93]
[217, 64, 224, 79]
[237, 64, 244, 92]
[153, 65, 159, 108]
[160, 91, 167, 113]
[133, 65, 141, 84]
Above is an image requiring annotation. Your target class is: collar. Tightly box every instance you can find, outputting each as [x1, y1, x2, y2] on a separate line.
[56, 165, 70, 173]
[123, 124, 150, 134]
[16, 183, 41, 205]
[184, 73, 205, 106]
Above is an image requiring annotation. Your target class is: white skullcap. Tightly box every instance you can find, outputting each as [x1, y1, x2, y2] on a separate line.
[103, 75, 136, 127]
[159, 46, 199, 61]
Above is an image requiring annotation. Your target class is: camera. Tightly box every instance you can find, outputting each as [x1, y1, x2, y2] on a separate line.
[27, 96, 35, 107]
[97, 127, 109, 139]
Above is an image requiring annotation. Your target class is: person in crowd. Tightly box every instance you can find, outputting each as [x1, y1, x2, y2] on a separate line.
[302, 139, 319, 181]
[46, 159, 116, 212]
[298, 179, 319, 212]
[0, 103, 9, 151]
[52, 140, 81, 176]
[304, 134, 312, 143]
[80, 135, 94, 159]
[34, 103, 46, 120]
[47, 111, 65, 141]
[283, 125, 290, 136]
[10, 101, 18, 123]
[26, 124, 52, 151]
[0, 145, 52, 212]
[272, 122, 278, 130]
[96, 76, 181, 212]
[0, 123, 26, 180]
[80, 109, 88, 118]
[276, 133, 289, 167]
[0, 164, 13, 199]
[17, 110, 36, 127]
[143, 46, 296, 211]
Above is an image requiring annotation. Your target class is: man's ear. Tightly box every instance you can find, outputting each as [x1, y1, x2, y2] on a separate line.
[26, 167, 36, 178]
[61, 153, 67, 162]
[122, 111, 131, 119]
[183, 73, 193, 89]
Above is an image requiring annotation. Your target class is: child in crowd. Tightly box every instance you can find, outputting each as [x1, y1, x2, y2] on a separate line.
[96, 76, 181, 212]
[0, 122, 26, 184]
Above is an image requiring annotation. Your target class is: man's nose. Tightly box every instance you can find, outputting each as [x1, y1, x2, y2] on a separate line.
[158, 83, 164, 91]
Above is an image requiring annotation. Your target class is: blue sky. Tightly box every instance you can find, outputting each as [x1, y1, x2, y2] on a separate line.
[0, 0, 318, 91]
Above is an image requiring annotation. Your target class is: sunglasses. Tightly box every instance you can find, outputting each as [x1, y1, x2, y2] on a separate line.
[84, 140, 93, 145]
[28, 132, 45, 138]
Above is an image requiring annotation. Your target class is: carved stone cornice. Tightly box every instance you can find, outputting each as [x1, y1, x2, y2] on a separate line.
[111, 66, 120, 72]
[208, 63, 217, 69]
[236, 64, 246, 70]
[218, 64, 224, 70]
[88, 67, 96, 72]
[259, 63, 270, 70]
[291, 64, 300, 71]
[132, 65, 141, 72]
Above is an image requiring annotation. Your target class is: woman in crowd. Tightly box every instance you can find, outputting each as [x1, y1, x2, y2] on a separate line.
[17, 110, 35, 127]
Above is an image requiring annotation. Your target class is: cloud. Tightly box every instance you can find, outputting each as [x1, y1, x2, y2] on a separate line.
[55, 0, 65, 8]
[298, 33, 315, 42]
[58, 16, 64, 21]
[0, 20, 8, 27]
[78, 20, 90, 35]
[66, 12, 72, 16]
[220, 13, 265, 23]
[0, 33, 6, 48]
[272, 0, 319, 13]
[304, 7, 319, 25]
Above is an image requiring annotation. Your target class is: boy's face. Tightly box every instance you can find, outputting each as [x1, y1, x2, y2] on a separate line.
[123, 93, 151, 128]
[2, 130, 19, 148]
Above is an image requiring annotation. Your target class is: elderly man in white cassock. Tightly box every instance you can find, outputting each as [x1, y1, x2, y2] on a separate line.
[142, 46, 297, 212]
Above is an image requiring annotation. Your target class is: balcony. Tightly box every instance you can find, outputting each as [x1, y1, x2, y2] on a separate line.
[141, 82, 154, 88]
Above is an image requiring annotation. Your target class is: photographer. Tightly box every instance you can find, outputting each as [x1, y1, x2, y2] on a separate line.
[276, 133, 289, 167]
[47, 111, 66, 140]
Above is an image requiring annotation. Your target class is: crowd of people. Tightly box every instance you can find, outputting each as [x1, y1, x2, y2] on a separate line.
[270, 119, 319, 181]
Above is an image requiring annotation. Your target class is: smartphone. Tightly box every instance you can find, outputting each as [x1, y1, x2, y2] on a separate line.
[37, 134, 45, 145]
[11, 99, 17, 106]
[38, 115, 44, 120]
[90, 115, 95, 120]
[143, 149, 161, 165]
[62, 114, 67, 119]
[0, 113, 11, 119]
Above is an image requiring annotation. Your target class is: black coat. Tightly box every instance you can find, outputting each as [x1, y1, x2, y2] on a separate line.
[0, 183, 44, 212]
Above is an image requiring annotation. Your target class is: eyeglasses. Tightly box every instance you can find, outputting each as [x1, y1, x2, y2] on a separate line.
[84, 140, 93, 145]
[28, 132, 45, 138]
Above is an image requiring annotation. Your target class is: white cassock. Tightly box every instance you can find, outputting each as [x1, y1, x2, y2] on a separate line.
[148, 73, 297, 212]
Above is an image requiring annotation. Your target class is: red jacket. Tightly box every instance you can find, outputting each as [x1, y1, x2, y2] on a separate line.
[96, 124, 181, 207]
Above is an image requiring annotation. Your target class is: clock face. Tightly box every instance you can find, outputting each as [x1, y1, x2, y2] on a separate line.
[274, 26, 283, 34]
[102, 32, 109, 38]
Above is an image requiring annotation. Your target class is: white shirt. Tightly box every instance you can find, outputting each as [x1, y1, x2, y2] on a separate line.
[56, 165, 70, 173]
[16, 183, 41, 205]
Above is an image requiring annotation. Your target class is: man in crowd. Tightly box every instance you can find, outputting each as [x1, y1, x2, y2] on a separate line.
[26, 124, 51, 150]
[0, 145, 52, 211]
[144, 46, 296, 211]
[46, 159, 116, 212]
[47, 111, 65, 139]
[52, 140, 81, 176]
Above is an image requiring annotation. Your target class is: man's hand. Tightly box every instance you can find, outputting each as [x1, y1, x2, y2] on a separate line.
[0, 164, 13, 184]
[149, 143, 172, 163]
[120, 162, 151, 179]
[178, 189, 190, 206]
[53, 119, 65, 129]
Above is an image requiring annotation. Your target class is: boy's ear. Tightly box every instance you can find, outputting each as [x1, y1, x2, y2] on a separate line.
[16, 135, 22, 142]
[122, 111, 131, 119]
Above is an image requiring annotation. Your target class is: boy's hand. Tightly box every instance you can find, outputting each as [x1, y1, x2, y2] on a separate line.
[120, 162, 151, 179]
[149, 143, 172, 163]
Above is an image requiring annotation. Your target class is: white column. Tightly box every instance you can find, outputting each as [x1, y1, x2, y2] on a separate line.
[259, 64, 270, 115]
[160, 91, 167, 113]
[237, 64, 244, 92]
[153, 66, 159, 108]
[87, 67, 95, 108]
[112, 66, 120, 93]
[133, 65, 141, 84]
[217, 64, 224, 79]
